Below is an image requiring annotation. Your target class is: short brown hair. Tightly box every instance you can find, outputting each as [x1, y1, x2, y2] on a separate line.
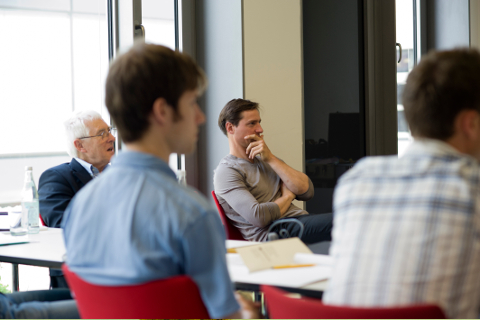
[403, 48, 480, 140]
[218, 99, 259, 136]
[105, 43, 207, 142]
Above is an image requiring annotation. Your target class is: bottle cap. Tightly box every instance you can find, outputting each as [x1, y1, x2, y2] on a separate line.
[176, 170, 186, 179]
[25, 166, 32, 171]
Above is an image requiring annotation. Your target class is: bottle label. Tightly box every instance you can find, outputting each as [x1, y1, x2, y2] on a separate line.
[23, 200, 39, 228]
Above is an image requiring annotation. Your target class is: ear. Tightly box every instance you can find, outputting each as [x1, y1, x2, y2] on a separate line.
[74, 139, 86, 154]
[460, 110, 480, 140]
[151, 97, 170, 126]
[226, 122, 235, 135]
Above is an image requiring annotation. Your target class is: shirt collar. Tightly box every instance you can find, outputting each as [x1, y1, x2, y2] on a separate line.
[404, 138, 478, 162]
[75, 158, 95, 177]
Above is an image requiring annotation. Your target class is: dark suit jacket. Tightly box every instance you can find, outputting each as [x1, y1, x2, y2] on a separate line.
[38, 158, 93, 278]
[39, 158, 93, 228]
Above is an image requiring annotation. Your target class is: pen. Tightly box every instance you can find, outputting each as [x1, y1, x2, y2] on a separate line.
[227, 248, 237, 254]
[273, 264, 315, 269]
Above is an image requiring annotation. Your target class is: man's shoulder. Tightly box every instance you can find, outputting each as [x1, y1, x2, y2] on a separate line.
[44, 161, 74, 172]
[129, 168, 216, 220]
[217, 154, 238, 167]
[338, 151, 480, 197]
[339, 155, 396, 180]
[39, 160, 78, 181]
[215, 155, 245, 175]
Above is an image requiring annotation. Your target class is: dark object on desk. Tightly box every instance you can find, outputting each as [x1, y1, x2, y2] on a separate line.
[261, 285, 447, 319]
[63, 264, 210, 318]
[0, 212, 8, 231]
[307, 241, 331, 255]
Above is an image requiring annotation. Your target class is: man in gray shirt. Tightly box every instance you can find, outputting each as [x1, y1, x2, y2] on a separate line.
[214, 98, 332, 243]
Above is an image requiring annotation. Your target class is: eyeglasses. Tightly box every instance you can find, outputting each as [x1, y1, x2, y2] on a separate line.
[79, 127, 115, 141]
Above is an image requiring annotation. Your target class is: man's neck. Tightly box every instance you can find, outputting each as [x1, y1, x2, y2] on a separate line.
[76, 157, 107, 173]
[445, 135, 480, 160]
[228, 138, 252, 162]
[124, 140, 170, 163]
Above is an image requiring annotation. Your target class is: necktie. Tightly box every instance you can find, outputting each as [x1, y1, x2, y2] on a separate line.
[91, 166, 100, 178]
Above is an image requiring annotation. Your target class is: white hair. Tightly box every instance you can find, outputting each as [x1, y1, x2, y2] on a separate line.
[64, 110, 103, 158]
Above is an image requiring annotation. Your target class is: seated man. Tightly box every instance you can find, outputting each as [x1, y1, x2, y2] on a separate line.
[0, 289, 79, 318]
[214, 98, 332, 243]
[38, 110, 115, 288]
[39, 110, 115, 228]
[62, 43, 258, 319]
[323, 48, 480, 318]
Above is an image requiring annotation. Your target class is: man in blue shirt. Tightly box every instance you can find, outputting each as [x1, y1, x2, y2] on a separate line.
[62, 43, 258, 319]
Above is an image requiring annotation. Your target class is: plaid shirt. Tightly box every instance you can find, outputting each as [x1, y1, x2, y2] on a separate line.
[323, 139, 480, 318]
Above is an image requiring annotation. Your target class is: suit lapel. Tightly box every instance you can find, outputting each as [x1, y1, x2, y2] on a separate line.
[70, 158, 93, 188]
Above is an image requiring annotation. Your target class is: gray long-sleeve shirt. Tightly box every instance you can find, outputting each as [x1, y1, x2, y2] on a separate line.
[214, 154, 314, 241]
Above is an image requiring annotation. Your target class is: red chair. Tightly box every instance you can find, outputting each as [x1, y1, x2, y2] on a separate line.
[211, 190, 245, 240]
[62, 264, 210, 319]
[39, 214, 46, 227]
[261, 285, 446, 319]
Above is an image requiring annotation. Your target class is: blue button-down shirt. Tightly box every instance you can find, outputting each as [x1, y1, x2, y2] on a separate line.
[74, 158, 102, 178]
[63, 151, 239, 318]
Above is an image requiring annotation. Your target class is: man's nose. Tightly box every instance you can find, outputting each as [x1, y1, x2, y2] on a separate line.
[256, 124, 263, 133]
[196, 105, 206, 125]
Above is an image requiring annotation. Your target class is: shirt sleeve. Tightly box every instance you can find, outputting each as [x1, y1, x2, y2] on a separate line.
[296, 178, 314, 201]
[181, 211, 240, 319]
[214, 164, 282, 228]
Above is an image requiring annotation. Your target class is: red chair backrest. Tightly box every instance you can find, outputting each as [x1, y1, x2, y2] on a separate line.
[39, 214, 46, 227]
[211, 190, 245, 240]
[261, 285, 446, 319]
[62, 264, 210, 319]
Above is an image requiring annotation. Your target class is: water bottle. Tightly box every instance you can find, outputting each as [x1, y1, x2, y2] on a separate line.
[177, 170, 187, 186]
[21, 166, 39, 234]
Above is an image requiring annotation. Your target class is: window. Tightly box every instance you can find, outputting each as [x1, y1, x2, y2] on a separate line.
[142, 0, 175, 49]
[140, 0, 179, 172]
[0, 0, 109, 205]
[0, 0, 180, 292]
[396, 0, 418, 156]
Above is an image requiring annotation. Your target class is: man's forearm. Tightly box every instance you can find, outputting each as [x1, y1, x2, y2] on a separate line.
[274, 192, 295, 216]
[267, 156, 309, 195]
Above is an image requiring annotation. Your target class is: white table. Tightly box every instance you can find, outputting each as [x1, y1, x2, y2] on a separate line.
[226, 240, 329, 299]
[0, 228, 64, 291]
[0, 230, 329, 298]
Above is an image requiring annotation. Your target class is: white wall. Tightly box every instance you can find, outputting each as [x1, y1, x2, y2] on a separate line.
[196, 0, 244, 196]
[243, 0, 305, 177]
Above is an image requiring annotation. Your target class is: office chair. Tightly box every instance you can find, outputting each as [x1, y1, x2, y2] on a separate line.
[211, 190, 245, 240]
[62, 265, 210, 319]
[261, 285, 446, 319]
[39, 214, 46, 227]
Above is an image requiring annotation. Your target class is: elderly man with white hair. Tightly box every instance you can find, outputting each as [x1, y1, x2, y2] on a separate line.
[38, 110, 115, 288]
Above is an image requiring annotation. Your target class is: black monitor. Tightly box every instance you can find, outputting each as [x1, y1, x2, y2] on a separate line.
[328, 112, 362, 161]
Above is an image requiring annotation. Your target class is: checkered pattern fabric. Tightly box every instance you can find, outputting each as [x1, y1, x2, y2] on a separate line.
[323, 139, 480, 319]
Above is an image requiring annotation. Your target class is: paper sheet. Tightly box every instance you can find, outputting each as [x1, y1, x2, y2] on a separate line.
[294, 252, 333, 266]
[235, 238, 313, 272]
[226, 240, 259, 249]
[228, 261, 332, 288]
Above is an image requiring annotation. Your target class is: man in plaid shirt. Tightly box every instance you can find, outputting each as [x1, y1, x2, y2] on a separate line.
[323, 48, 480, 318]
